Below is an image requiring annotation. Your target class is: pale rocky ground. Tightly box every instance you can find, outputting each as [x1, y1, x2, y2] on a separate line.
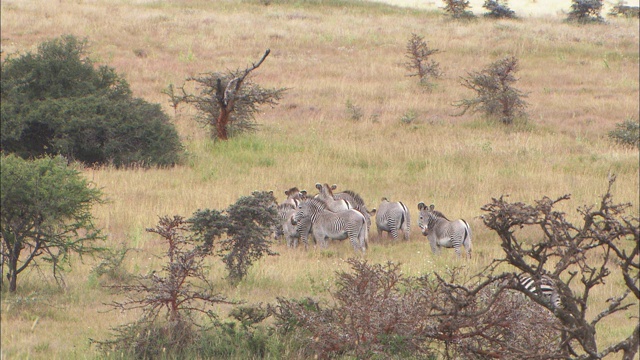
[372, 0, 640, 17]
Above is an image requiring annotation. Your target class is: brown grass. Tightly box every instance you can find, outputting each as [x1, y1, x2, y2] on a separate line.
[1, 0, 638, 359]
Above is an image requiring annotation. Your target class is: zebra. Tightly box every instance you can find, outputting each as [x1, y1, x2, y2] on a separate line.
[333, 189, 374, 231]
[283, 187, 307, 207]
[293, 197, 368, 253]
[314, 183, 352, 212]
[511, 273, 562, 310]
[274, 202, 298, 245]
[417, 202, 472, 258]
[375, 197, 411, 241]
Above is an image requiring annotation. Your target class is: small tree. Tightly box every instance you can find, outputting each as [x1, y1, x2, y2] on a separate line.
[566, 0, 605, 23]
[481, 174, 639, 359]
[94, 215, 234, 358]
[0, 155, 104, 292]
[454, 56, 528, 124]
[175, 50, 287, 141]
[441, 0, 476, 19]
[483, 0, 517, 19]
[404, 33, 442, 88]
[189, 191, 279, 283]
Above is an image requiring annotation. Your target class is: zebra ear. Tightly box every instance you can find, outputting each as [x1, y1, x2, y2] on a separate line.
[369, 208, 377, 215]
[315, 183, 322, 190]
[300, 190, 307, 196]
[418, 202, 426, 210]
[331, 184, 337, 190]
[429, 204, 435, 211]
[285, 189, 290, 196]
[381, 197, 388, 202]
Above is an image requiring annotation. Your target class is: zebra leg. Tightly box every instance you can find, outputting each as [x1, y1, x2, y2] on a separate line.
[390, 227, 400, 241]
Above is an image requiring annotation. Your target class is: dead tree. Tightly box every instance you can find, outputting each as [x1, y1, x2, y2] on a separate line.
[481, 174, 639, 359]
[175, 49, 286, 141]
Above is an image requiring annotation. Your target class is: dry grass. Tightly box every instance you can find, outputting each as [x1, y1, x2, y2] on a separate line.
[1, 0, 638, 359]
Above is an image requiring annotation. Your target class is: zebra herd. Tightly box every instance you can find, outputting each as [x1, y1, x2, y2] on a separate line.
[273, 183, 471, 258]
[272, 183, 562, 311]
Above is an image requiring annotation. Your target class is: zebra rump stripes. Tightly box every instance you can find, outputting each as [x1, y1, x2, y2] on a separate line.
[513, 273, 562, 309]
[293, 197, 368, 254]
[417, 202, 472, 258]
[375, 197, 411, 241]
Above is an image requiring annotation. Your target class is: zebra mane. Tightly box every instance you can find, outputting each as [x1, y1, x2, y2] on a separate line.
[339, 190, 365, 206]
[306, 197, 329, 210]
[431, 210, 450, 221]
[278, 202, 296, 211]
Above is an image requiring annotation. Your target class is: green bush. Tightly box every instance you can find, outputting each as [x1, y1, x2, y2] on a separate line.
[608, 119, 640, 148]
[1, 35, 182, 167]
[566, 0, 605, 23]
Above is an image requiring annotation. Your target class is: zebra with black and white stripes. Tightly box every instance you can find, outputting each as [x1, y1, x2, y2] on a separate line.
[293, 197, 368, 253]
[417, 202, 472, 258]
[375, 197, 411, 241]
[512, 273, 562, 310]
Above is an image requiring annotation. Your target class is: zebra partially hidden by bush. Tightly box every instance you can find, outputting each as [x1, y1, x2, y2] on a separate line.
[417, 202, 472, 258]
[508, 273, 562, 310]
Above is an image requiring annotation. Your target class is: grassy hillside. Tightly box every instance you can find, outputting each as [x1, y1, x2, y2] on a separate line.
[1, 0, 638, 359]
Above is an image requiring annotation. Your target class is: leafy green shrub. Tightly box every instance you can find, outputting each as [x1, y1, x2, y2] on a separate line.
[1, 35, 182, 167]
[566, 0, 605, 23]
[483, 0, 517, 19]
[441, 0, 476, 19]
[608, 118, 640, 148]
[189, 191, 279, 283]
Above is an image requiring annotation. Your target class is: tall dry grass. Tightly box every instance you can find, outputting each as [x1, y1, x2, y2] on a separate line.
[1, 0, 638, 359]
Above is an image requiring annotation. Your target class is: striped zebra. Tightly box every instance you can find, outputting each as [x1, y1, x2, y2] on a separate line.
[333, 189, 374, 231]
[293, 197, 368, 253]
[512, 273, 562, 310]
[283, 187, 307, 207]
[375, 197, 411, 241]
[417, 202, 472, 258]
[314, 183, 352, 212]
[274, 202, 299, 247]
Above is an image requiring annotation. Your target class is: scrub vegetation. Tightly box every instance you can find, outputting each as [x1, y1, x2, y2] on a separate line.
[1, 0, 638, 359]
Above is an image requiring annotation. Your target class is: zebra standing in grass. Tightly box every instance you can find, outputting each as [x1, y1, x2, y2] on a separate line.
[511, 273, 562, 310]
[375, 197, 411, 241]
[334, 189, 374, 232]
[274, 202, 298, 246]
[293, 197, 368, 253]
[417, 202, 472, 258]
[314, 183, 352, 212]
[283, 187, 307, 207]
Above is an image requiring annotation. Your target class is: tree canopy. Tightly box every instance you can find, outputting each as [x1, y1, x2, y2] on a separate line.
[1, 35, 182, 167]
[1, 154, 105, 292]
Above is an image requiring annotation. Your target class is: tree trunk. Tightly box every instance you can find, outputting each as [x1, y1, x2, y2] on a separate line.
[9, 256, 17, 292]
[216, 108, 229, 140]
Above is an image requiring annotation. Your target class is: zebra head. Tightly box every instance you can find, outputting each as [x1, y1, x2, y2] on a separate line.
[417, 202, 437, 236]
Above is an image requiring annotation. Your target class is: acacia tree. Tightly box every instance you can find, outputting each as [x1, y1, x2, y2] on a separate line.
[481, 174, 639, 359]
[0, 155, 104, 292]
[95, 216, 235, 358]
[454, 56, 528, 124]
[404, 33, 442, 88]
[174, 50, 287, 140]
[189, 191, 279, 283]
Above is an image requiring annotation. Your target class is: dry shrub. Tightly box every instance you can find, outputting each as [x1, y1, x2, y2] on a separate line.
[270, 259, 562, 359]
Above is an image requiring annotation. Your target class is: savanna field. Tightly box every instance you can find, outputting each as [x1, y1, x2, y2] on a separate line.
[1, 0, 639, 359]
